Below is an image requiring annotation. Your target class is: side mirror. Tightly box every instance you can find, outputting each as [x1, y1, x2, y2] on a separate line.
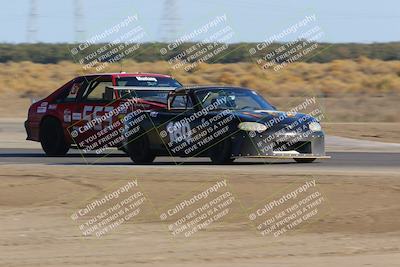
[167, 92, 175, 111]
[167, 97, 172, 110]
[104, 87, 114, 101]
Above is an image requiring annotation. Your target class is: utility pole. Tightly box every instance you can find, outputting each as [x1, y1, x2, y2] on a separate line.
[26, 0, 38, 43]
[160, 0, 180, 43]
[74, 0, 85, 42]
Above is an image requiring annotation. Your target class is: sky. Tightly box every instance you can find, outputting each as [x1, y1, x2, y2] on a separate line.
[1, 0, 399, 43]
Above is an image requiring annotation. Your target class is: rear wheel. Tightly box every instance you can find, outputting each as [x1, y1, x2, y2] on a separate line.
[209, 138, 235, 164]
[40, 117, 70, 156]
[294, 158, 316, 163]
[127, 133, 155, 164]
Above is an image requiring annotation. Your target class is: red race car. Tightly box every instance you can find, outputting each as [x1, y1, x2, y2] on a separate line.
[25, 72, 182, 156]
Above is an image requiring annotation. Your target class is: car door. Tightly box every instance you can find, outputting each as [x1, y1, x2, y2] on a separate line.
[72, 76, 115, 153]
[52, 77, 88, 144]
[149, 94, 201, 156]
[158, 93, 234, 157]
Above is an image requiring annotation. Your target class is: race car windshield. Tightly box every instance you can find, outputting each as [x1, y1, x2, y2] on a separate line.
[120, 90, 170, 104]
[195, 88, 276, 111]
[117, 77, 181, 104]
[116, 77, 182, 87]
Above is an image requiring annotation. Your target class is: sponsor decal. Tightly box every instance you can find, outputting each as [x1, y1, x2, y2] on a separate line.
[48, 104, 57, 110]
[64, 109, 72, 122]
[150, 111, 158, 117]
[254, 110, 279, 117]
[71, 83, 80, 94]
[135, 76, 157, 82]
[37, 106, 47, 113]
[67, 82, 82, 98]
[72, 112, 82, 120]
[40, 102, 48, 106]
[242, 111, 263, 119]
[134, 103, 150, 108]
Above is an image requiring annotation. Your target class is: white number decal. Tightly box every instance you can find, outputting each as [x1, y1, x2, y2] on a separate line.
[81, 105, 114, 130]
[92, 106, 104, 130]
[82, 106, 93, 121]
[167, 121, 192, 143]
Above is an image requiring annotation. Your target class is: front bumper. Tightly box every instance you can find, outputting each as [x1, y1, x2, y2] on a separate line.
[25, 120, 33, 141]
[230, 130, 329, 159]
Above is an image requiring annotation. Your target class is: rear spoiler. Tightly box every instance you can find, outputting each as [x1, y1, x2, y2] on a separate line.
[104, 86, 177, 101]
[105, 86, 177, 91]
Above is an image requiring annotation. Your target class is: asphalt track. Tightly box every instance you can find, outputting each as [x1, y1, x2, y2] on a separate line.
[0, 148, 399, 168]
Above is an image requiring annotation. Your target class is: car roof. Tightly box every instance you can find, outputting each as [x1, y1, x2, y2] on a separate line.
[82, 72, 172, 78]
[174, 85, 250, 94]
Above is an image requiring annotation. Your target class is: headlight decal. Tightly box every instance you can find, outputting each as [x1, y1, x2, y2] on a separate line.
[308, 121, 322, 132]
[238, 122, 267, 132]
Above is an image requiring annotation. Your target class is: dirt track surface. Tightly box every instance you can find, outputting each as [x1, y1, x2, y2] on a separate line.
[1, 164, 400, 267]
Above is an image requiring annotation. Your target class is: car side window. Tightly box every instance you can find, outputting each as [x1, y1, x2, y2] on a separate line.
[81, 79, 113, 102]
[171, 95, 193, 110]
[56, 79, 86, 103]
[66, 82, 83, 101]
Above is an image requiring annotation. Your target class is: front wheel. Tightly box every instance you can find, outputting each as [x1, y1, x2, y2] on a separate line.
[294, 158, 316, 163]
[209, 138, 235, 164]
[127, 133, 156, 164]
[40, 117, 70, 156]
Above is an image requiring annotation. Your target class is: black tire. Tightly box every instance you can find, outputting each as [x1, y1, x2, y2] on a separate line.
[209, 138, 235, 164]
[294, 158, 316, 163]
[127, 133, 155, 164]
[40, 117, 70, 156]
